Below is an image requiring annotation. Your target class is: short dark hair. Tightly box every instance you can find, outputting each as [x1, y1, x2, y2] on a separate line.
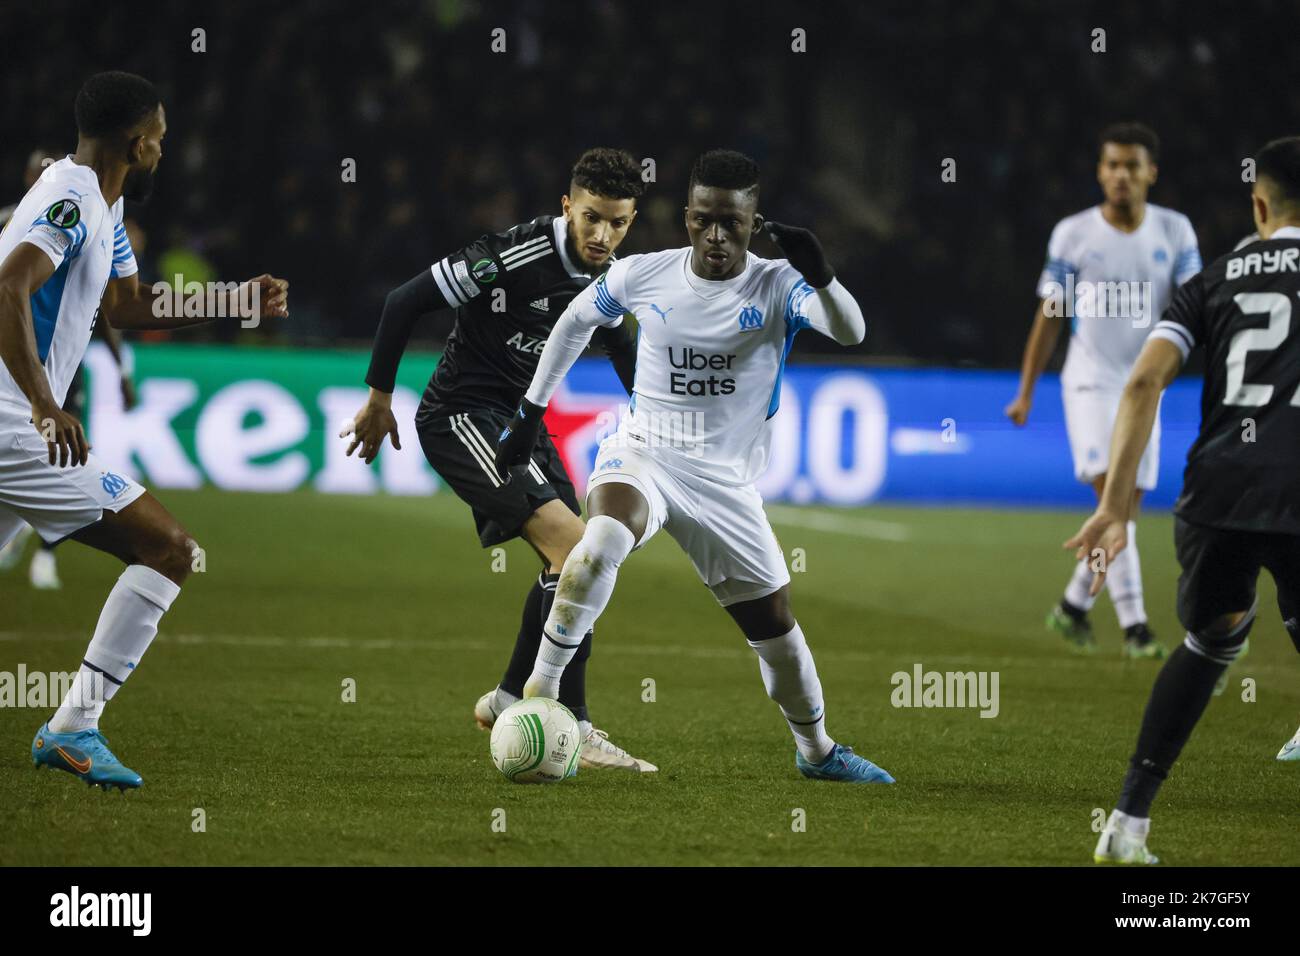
[1098, 122, 1160, 163]
[1255, 136, 1300, 210]
[74, 71, 160, 139]
[570, 148, 645, 200]
[689, 149, 760, 198]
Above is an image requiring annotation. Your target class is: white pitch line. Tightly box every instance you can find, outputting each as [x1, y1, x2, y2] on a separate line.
[764, 504, 911, 541]
[10, 630, 1294, 677]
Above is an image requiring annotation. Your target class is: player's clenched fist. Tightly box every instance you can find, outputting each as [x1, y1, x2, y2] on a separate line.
[764, 221, 834, 288]
[241, 274, 290, 319]
[1004, 394, 1032, 426]
[494, 398, 546, 483]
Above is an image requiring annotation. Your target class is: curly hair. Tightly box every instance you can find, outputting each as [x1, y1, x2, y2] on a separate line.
[570, 148, 645, 200]
[75, 71, 160, 139]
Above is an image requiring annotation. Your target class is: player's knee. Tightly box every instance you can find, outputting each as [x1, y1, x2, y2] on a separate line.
[141, 524, 196, 584]
[1185, 611, 1254, 664]
[578, 515, 636, 576]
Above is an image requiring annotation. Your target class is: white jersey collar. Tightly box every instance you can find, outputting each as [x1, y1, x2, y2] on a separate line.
[1268, 225, 1300, 241]
[681, 249, 756, 297]
[552, 215, 587, 279]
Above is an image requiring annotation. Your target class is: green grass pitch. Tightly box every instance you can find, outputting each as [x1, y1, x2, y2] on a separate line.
[1, 488, 1296, 865]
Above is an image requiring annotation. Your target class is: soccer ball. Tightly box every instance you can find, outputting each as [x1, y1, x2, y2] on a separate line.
[489, 698, 581, 783]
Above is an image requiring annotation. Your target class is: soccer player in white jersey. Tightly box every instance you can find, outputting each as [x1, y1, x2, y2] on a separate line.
[0, 72, 288, 790]
[495, 150, 892, 783]
[1005, 124, 1201, 659]
[0, 146, 138, 590]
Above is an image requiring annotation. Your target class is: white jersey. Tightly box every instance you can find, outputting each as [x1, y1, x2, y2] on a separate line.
[0, 157, 137, 411]
[1037, 204, 1199, 390]
[584, 247, 817, 486]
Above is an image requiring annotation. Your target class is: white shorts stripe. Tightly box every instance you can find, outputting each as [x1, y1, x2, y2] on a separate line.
[458, 415, 548, 487]
[449, 415, 502, 487]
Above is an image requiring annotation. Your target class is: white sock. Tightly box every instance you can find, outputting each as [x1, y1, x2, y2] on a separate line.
[49, 566, 180, 733]
[748, 623, 833, 764]
[1111, 809, 1150, 839]
[1063, 558, 1098, 612]
[578, 719, 593, 739]
[1107, 521, 1147, 629]
[526, 516, 634, 698]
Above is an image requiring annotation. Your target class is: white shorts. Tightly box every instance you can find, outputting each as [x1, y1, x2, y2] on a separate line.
[1061, 387, 1161, 491]
[0, 403, 145, 546]
[586, 436, 790, 607]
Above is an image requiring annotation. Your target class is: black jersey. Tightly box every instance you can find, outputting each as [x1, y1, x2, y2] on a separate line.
[419, 215, 625, 415]
[1151, 229, 1300, 533]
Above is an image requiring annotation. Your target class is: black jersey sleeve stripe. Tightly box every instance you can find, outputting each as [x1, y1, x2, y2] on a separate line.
[1151, 320, 1195, 358]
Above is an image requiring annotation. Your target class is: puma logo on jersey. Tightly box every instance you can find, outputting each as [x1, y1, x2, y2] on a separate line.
[529, 298, 549, 313]
[505, 331, 547, 354]
[650, 303, 673, 323]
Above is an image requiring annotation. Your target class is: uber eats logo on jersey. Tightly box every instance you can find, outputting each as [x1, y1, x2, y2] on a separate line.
[471, 257, 498, 284]
[668, 347, 736, 396]
[45, 199, 81, 229]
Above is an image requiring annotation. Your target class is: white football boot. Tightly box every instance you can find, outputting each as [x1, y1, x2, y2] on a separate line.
[1094, 811, 1159, 864]
[1277, 722, 1300, 761]
[581, 728, 657, 772]
[474, 688, 513, 730]
[29, 549, 61, 590]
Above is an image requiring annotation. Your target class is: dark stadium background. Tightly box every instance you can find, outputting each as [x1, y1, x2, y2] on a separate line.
[2, 0, 1290, 365]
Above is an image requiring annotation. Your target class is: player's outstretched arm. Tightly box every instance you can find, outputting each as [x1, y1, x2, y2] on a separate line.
[0, 242, 87, 466]
[1005, 299, 1062, 426]
[764, 221, 864, 345]
[100, 272, 289, 331]
[1064, 337, 1184, 594]
[495, 285, 610, 481]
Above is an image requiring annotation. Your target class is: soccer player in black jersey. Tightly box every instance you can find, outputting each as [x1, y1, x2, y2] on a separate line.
[341, 148, 656, 771]
[1068, 136, 1300, 862]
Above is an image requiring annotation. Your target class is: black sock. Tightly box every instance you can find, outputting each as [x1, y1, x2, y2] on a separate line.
[1117, 645, 1226, 817]
[1124, 622, 1153, 643]
[499, 574, 549, 698]
[1059, 598, 1088, 622]
[559, 630, 592, 723]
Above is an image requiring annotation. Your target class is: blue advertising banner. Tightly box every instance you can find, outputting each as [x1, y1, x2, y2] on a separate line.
[84, 344, 1203, 509]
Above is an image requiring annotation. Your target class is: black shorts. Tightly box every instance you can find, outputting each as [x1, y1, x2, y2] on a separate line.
[415, 405, 580, 548]
[1174, 516, 1300, 650]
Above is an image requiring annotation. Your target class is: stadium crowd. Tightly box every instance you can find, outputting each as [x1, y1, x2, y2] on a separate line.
[1, 0, 1290, 365]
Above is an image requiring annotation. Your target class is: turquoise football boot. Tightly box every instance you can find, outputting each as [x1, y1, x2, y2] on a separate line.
[32, 723, 142, 791]
[796, 743, 895, 783]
